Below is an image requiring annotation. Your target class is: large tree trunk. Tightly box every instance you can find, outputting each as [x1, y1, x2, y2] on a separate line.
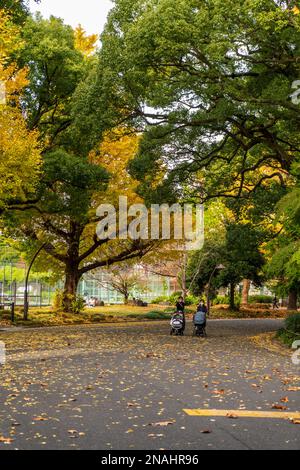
[288, 289, 298, 311]
[124, 292, 129, 305]
[229, 283, 236, 310]
[63, 264, 80, 312]
[241, 279, 251, 306]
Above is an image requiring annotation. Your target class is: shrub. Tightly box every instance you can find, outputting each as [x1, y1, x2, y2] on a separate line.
[284, 312, 300, 334]
[70, 295, 85, 314]
[185, 294, 198, 306]
[168, 291, 183, 303]
[53, 289, 64, 309]
[277, 313, 300, 347]
[159, 292, 199, 306]
[213, 295, 229, 305]
[151, 295, 169, 304]
[248, 295, 273, 304]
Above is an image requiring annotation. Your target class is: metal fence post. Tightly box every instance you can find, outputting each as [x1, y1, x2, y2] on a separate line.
[11, 302, 15, 323]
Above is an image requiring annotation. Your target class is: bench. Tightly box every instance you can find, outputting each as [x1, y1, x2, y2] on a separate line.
[0, 302, 15, 322]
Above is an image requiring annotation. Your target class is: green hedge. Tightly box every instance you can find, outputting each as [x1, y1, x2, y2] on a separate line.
[277, 312, 300, 347]
[248, 295, 273, 304]
[151, 293, 198, 306]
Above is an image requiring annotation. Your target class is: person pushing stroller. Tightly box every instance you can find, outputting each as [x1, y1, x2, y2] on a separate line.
[193, 300, 208, 337]
[170, 296, 186, 336]
[176, 296, 186, 332]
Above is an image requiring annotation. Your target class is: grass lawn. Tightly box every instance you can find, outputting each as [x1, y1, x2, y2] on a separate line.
[0, 303, 292, 328]
[0, 304, 171, 327]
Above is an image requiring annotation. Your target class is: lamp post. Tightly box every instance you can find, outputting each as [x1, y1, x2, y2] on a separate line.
[24, 243, 46, 321]
[206, 264, 225, 315]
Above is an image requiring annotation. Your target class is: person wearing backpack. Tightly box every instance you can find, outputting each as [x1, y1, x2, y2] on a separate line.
[193, 300, 208, 337]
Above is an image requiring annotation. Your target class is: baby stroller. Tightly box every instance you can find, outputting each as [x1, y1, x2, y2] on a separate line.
[170, 312, 185, 336]
[193, 310, 207, 338]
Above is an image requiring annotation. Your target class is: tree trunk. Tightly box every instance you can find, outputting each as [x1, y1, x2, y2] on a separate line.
[181, 252, 187, 301]
[288, 289, 298, 311]
[124, 293, 129, 305]
[241, 279, 251, 306]
[63, 265, 80, 312]
[229, 283, 235, 310]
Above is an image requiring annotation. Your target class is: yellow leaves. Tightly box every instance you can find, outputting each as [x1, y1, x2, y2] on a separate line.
[0, 10, 24, 63]
[0, 11, 28, 106]
[89, 128, 142, 205]
[0, 107, 41, 203]
[74, 25, 98, 56]
[0, 63, 29, 103]
[0, 11, 41, 205]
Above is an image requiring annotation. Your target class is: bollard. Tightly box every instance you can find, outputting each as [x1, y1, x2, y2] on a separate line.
[11, 302, 15, 323]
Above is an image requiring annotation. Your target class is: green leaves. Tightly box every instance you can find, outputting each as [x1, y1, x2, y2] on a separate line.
[100, 0, 300, 200]
[19, 15, 85, 145]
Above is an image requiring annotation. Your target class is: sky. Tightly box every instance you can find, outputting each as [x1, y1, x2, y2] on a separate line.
[29, 0, 113, 35]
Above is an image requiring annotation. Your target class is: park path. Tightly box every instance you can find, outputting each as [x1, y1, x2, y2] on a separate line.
[0, 319, 299, 450]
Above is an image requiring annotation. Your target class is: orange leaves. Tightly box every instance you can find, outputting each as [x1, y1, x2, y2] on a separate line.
[291, 419, 300, 425]
[226, 413, 239, 419]
[280, 397, 289, 403]
[272, 404, 288, 411]
[0, 436, 14, 444]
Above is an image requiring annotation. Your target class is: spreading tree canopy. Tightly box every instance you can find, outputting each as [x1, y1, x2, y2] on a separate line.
[98, 0, 300, 203]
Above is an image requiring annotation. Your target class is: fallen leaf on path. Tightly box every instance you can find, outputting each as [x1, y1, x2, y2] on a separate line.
[280, 397, 289, 403]
[226, 413, 238, 419]
[212, 389, 225, 395]
[272, 404, 287, 410]
[149, 421, 175, 427]
[0, 436, 14, 444]
[33, 416, 48, 421]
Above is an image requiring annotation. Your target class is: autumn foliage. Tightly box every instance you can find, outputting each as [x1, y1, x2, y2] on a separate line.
[0, 10, 40, 207]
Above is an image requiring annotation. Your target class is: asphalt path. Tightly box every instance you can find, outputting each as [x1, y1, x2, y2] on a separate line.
[0, 319, 299, 450]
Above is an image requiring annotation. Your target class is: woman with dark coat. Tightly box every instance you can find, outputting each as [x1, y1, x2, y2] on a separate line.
[176, 296, 186, 332]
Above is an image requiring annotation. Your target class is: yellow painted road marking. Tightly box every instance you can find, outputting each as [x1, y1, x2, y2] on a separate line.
[183, 409, 300, 419]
